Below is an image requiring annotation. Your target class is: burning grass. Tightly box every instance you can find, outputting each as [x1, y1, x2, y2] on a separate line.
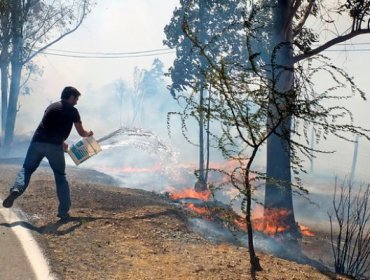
[0, 163, 353, 279]
[167, 187, 315, 239]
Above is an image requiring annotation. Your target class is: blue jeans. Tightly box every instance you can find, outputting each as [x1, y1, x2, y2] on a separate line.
[12, 142, 71, 216]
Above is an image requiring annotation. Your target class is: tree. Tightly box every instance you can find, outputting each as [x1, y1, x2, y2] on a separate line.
[0, 0, 11, 138]
[329, 180, 370, 279]
[130, 59, 168, 126]
[115, 78, 128, 126]
[167, 0, 370, 232]
[164, 1, 244, 192]
[1, 0, 92, 156]
[165, 0, 266, 272]
[165, 0, 370, 273]
[262, 0, 370, 234]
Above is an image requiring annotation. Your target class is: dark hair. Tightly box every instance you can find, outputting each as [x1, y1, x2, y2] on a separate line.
[60, 86, 81, 100]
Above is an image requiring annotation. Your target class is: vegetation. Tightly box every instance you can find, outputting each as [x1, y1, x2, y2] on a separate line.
[329, 180, 370, 279]
[165, 0, 370, 273]
[0, 0, 93, 156]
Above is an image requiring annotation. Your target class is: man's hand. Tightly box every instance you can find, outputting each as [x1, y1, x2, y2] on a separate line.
[63, 142, 68, 152]
[86, 130, 94, 137]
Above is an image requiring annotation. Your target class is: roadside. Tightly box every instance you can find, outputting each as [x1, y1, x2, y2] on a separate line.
[0, 161, 349, 280]
[0, 205, 51, 280]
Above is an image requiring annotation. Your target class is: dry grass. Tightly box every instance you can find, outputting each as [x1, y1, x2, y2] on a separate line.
[0, 162, 351, 280]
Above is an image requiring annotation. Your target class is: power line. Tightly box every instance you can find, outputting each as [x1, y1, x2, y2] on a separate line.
[324, 48, 370, 52]
[40, 49, 175, 59]
[33, 41, 370, 59]
[45, 42, 370, 56]
[46, 47, 172, 55]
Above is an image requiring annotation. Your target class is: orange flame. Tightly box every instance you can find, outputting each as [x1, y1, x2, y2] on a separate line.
[185, 203, 210, 215]
[254, 209, 290, 235]
[168, 187, 315, 238]
[168, 188, 211, 201]
[235, 214, 315, 237]
[299, 224, 315, 237]
[251, 206, 315, 237]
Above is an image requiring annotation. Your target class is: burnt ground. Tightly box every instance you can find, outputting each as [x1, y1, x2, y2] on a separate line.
[0, 161, 352, 280]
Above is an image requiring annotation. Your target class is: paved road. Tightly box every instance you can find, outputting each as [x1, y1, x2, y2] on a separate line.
[0, 199, 55, 280]
[0, 207, 37, 280]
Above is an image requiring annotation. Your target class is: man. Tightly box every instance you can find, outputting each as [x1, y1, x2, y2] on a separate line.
[2, 86, 93, 220]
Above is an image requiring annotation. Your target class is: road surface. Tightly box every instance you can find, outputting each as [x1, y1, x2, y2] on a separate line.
[0, 200, 54, 280]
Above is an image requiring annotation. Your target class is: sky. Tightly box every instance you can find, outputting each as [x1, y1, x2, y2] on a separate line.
[13, 0, 370, 189]
[16, 0, 178, 139]
[40, 0, 177, 87]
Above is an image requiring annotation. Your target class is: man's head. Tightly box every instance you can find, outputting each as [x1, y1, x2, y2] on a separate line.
[61, 86, 81, 106]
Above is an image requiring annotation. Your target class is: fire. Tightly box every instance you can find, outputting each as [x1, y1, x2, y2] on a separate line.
[299, 224, 315, 237]
[250, 205, 315, 237]
[185, 203, 210, 215]
[168, 188, 211, 201]
[166, 187, 212, 215]
[253, 208, 290, 236]
[167, 187, 315, 238]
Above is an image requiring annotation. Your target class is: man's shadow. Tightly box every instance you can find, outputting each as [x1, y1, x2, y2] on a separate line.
[0, 216, 111, 236]
[0, 209, 181, 236]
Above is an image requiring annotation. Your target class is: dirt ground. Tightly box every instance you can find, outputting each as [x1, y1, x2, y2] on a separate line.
[0, 161, 351, 280]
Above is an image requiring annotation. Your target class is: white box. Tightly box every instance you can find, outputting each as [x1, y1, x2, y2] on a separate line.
[67, 136, 102, 165]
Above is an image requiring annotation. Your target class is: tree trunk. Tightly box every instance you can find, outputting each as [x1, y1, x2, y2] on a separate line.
[264, 0, 299, 235]
[3, 0, 22, 156]
[199, 87, 205, 180]
[195, 0, 207, 192]
[0, 0, 10, 143]
[1, 61, 8, 138]
[265, 118, 297, 231]
[3, 62, 22, 154]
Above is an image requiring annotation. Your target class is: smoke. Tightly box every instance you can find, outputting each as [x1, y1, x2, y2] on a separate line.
[11, 77, 353, 232]
[6, 1, 370, 248]
[11, 66, 367, 240]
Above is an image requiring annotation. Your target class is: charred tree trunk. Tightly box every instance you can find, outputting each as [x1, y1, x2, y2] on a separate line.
[264, 0, 299, 236]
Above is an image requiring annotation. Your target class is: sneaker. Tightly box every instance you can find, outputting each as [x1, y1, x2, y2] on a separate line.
[2, 190, 21, 208]
[57, 213, 71, 220]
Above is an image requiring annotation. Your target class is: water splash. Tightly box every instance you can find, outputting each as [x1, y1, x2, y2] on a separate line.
[91, 127, 186, 190]
[97, 127, 176, 160]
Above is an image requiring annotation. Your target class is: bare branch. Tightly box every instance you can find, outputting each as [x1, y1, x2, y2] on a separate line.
[284, 0, 302, 33]
[293, 0, 315, 37]
[24, 0, 89, 63]
[293, 29, 370, 63]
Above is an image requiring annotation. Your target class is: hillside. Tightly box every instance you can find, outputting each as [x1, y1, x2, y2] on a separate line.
[0, 162, 349, 280]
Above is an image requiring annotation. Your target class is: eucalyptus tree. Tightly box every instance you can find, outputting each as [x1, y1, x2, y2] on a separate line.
[131, 59, 167, 125]
[256, 0, 370, 235]
[0, 0, 11, 137]
[165, 0, 266, 271]
[166, 0, 370, 230]
[139, 58, 166, 99]
[164, 0, 246, 192]
[1, 0, 92, 155]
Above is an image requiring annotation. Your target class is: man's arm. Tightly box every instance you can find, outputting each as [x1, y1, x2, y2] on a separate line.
[74, 122, 93, 137]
